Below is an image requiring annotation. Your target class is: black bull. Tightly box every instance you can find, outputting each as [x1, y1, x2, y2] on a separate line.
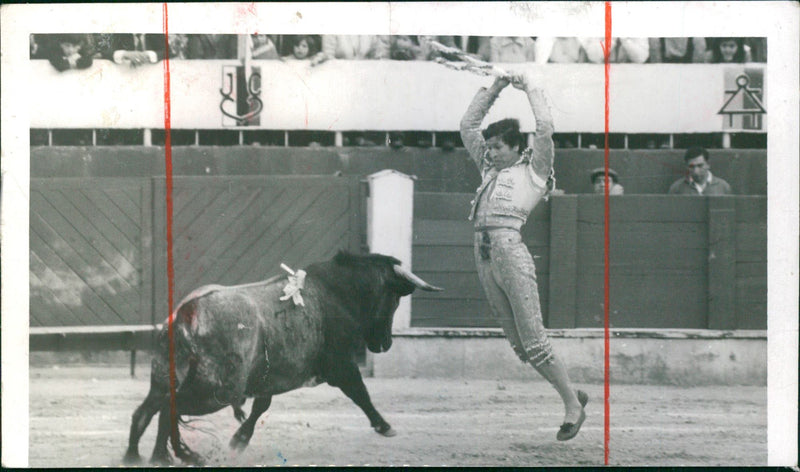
[123, 252, 442, 465]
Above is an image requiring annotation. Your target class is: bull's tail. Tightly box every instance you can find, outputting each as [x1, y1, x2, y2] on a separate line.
[173, 416, 222, 443]
[152, 300, 199, 392]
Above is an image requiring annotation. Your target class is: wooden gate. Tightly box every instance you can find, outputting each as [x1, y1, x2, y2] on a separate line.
[30, 176, 363, 328]
[151, 175, 363, 323]
[30, 178, 150, 327]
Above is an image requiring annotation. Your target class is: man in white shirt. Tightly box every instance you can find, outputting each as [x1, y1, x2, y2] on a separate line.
[668, 147, 733, 195]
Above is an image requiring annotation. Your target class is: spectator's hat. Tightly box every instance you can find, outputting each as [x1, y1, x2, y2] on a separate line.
[590, 167, 619, 184]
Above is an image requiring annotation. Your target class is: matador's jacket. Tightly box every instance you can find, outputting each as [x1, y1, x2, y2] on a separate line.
[459, 83, 556, 366]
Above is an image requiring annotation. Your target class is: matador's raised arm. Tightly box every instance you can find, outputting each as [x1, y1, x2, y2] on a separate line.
[459, 77, 509, 176]
[522, 81, 555, 183]
[459, 73, 555, 180]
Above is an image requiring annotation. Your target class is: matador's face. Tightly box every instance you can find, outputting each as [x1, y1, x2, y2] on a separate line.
[486, 136, 520, 170]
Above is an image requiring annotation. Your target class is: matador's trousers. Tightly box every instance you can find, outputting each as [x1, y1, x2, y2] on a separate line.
[474, 228, 554, 366]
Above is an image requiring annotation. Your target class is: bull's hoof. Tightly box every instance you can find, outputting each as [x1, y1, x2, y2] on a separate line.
[232, 406, 247, 423]
[229, 431, 251, 452]
[122, 450, 142, 465]
[149, 452, 172, 466]
[175, 446, 205, 466]
[374, 424, 397, 437]
[179, 453, 205, 467]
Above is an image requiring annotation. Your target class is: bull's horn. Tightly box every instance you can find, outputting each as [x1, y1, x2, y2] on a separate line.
[394, 265, 444, 292]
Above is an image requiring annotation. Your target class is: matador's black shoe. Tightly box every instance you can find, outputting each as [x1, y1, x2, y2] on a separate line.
[556, 389, 588, 441]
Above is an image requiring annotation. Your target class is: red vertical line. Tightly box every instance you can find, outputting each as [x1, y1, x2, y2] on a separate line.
[603, 0, 612, 466]
[161, 2, 179, 452]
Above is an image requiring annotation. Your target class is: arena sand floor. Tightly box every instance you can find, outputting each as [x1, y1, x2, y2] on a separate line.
[28, 365, 766, 467]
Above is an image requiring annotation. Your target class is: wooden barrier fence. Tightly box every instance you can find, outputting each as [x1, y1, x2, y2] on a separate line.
[411, 194, 767, 330]
[30, 179, 766, 361]
[30, 175, 365, 330]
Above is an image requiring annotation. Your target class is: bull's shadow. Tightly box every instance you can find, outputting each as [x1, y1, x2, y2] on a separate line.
[123, 251, 442, 466]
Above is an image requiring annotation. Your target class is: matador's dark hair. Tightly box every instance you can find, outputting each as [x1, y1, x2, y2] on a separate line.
[483, 118, 524, 151]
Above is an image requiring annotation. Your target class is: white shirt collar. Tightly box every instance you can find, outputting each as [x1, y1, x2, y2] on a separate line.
[689, 171, 714, 194]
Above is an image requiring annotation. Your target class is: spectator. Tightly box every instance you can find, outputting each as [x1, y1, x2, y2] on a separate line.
[668, 147, 733, 195]
[590, 168, 624, 195]
[466, 36, 490, 60]
[389, 131, 405, 149]
[746, 37, 767, 62]
[30, 34, 45, 59]
[648, 38, 706, 63]
[390, 35, 425, 61]
[167, 34, 189, 59]
[102, 33, 167, 67]
[91, 33, 114, 58]
[534, 37, 587, 64]
[314, 35, 390, 65]
[186, 34, 237, 59]
[581, 37, 649, 63]
[705, 37, 752, 63]
[282, 35, 319, 62]
[251, 34, 279, 59]
[480, 36, 536, 63]
[44, 34, 95, 71]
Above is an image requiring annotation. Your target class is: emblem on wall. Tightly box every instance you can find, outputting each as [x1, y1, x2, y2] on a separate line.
[220, 65, 262, 126]
[718, 69, 766, 130]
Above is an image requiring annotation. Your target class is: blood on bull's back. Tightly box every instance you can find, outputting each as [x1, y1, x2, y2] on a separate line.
[170, 277, 328, 398]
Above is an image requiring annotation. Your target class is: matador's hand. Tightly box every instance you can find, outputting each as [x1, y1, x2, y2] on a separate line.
[511, 72, 533, 91]
[490, 75, 511, 92]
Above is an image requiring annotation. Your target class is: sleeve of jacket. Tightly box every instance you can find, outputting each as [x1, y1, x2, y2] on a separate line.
[321, 35, 338, 60]
[459, 86, 500, 172]
[47, 56, 71, 72]
[526, 87, 555, 183]
[723, 180, 733, 195]
[148, 34, 167, 61]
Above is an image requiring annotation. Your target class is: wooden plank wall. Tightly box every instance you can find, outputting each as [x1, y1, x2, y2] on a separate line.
[30, 178, 149, 327]
[31, 147, 768, 196]
[574, 196, 709, 329]
[411, 194, 767, 330]
[411, 193, 551, 328]
[734, 197, 768, 329]
[29, 174, 765, 331]
[30, 176, 362, 328]
[151, 175, 362, 323]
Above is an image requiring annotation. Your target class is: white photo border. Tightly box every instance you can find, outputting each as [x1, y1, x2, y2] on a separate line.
[2, 2, 797, 467]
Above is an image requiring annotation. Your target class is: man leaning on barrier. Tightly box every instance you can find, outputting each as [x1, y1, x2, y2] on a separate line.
[668, 147, 733, 195]
[460, 71, 588, 441]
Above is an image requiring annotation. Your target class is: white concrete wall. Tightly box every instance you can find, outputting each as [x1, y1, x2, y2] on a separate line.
[372, 330, 767, 386]
[29, 60, 765, 133]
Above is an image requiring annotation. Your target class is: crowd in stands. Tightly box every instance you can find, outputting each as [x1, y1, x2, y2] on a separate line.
[30, 34, 767, 71]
